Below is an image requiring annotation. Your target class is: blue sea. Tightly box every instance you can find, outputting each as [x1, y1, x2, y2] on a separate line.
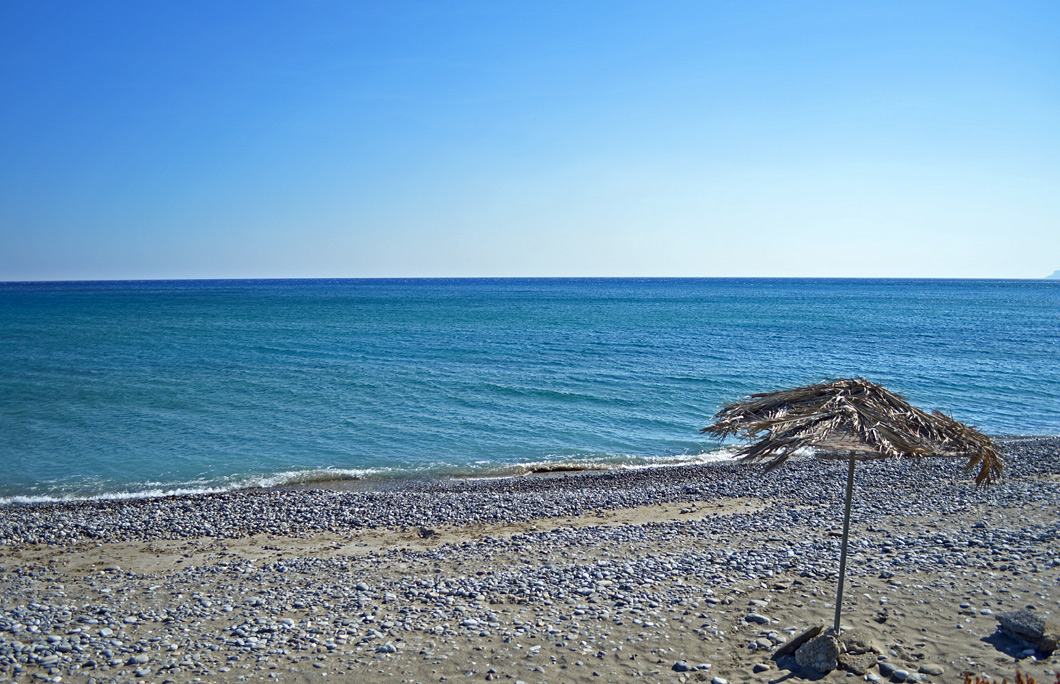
[1, 278, 1057, 503]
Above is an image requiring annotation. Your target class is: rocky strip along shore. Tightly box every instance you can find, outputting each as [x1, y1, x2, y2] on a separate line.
[1, 437, 1058, 684]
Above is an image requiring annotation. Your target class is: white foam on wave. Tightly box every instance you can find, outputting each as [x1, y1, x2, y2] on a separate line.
[456, 447, 741, 481]
[0, 467, 390, 506]
[0, 485, 239, 506]
[251, 467, 389, 487]
[0, 450, 746, 505]
[616, 447, 742, 470]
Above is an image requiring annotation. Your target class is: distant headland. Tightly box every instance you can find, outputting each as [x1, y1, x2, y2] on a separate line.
[1047, 270, 1060, 279]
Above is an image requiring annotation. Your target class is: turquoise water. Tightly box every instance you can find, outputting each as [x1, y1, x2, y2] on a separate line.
[1, 278, 1057, 502]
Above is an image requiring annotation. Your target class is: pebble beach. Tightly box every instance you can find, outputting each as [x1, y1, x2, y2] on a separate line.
[2, 437, 1058, 684]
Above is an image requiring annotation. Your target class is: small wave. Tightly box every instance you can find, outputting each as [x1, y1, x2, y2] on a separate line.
[623, 448, 742, 468]
[0, 450, 744, 505]
[0, 467, 389, 506]
[454, 448, 740, 480]
[526, 463, 606, 475]
[0, 485, 240, 506]
[247, 468, 385, 488]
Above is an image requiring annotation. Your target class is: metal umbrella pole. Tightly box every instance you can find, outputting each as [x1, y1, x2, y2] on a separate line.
[833, 457, 856, 635]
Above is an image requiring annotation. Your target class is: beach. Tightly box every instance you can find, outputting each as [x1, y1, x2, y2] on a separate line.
[1, 437, 1058, 684]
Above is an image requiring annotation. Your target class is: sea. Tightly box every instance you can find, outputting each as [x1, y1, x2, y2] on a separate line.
[1, 278, 1057, 504]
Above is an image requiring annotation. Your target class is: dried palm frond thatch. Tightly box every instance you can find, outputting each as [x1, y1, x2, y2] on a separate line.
[701, 377, 1003, 486]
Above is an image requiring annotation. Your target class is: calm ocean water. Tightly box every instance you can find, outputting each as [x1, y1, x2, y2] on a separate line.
[1, 278, 1057, 503]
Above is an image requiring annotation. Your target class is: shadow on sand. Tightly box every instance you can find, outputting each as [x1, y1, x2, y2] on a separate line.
[769, 654, 830, 682]
[982, 630, 1043, 661]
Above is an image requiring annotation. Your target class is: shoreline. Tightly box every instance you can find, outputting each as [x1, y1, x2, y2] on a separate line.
[3, 434, 1056, 509]
[0, 449, 754, 507]
[1, 436, 1058, 684]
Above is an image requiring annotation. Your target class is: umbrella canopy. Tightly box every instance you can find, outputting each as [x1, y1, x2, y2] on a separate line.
[701, 377, 1004, 639]
[701, 377, 1003, 485]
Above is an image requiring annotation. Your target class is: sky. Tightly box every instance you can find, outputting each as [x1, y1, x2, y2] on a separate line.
[1, 1, 1058, 280]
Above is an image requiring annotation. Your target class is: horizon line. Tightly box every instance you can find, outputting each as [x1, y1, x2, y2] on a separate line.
[3, 275, 1057, 285]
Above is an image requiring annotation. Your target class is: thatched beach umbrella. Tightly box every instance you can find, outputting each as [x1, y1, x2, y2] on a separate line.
[701, 377, 1003, 634]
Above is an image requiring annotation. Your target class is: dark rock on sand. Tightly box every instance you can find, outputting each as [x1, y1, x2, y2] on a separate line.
[996, 609, 1059, 653]
[838, 652, 878, 675]
[795, 634, 839, 673]
[838, 627, 882, 655]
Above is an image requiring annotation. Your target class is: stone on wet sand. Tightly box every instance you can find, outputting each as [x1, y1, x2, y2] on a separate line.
[918, 663, 945, 676]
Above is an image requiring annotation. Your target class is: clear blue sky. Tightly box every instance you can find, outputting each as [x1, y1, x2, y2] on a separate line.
[2, 1, 1057, 280]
